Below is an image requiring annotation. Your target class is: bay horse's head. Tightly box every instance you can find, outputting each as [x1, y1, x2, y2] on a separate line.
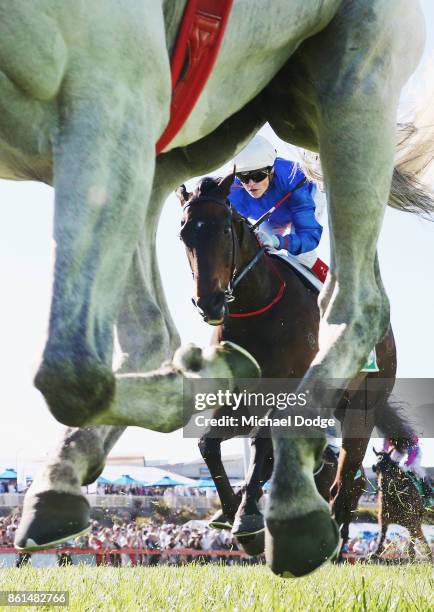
[177, 170, 248, 325]
[372, 447, 398, 478]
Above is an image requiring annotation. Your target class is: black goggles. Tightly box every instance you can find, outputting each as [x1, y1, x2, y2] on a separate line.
[235, 166, 272, 184]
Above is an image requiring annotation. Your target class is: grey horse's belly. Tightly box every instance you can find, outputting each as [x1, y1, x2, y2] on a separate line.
[168, 0, 342, 149]
[0, 0, 343, 177]
[0, 71, 55, 181]
[0, 140, 52, 183]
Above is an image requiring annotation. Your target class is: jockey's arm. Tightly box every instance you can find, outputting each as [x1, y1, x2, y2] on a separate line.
[274, 185, 323, 255]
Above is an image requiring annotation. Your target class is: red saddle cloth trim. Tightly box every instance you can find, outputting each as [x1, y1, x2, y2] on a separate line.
[156, 0, 234, 154]
[311, 257, 329, 283]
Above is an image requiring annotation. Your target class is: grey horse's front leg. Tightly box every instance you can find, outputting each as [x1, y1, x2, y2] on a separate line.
[266, 1, 424, 577]
[17, 241, 259, 550]
[14, 425, 124, 550]
[16, 238, 178, 551]
[33, 20, 170, 425]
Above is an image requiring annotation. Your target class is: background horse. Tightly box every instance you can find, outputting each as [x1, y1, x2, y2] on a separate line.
[4, 0, 432, 576]
[177, 174, 416, 563]
[372, 450, 432, 560]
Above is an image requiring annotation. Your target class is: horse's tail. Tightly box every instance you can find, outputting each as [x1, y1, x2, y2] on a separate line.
[390, 79, 434, 217]
[300, 72, 434, 219]
[374, 396, 417, 445]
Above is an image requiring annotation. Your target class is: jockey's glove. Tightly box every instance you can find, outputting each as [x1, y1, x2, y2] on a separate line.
[256, 230, 281, 250]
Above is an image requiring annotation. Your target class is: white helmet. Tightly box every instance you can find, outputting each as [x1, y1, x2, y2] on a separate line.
[232, 135, 277, 172]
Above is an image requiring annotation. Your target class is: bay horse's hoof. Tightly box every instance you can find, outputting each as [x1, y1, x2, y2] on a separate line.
[232, 512, 265, 537]
[14, 491, 90, 551]
[265, 510, 340, 577]
[208, 510, 233, 530]
[237, 531, 265, 556]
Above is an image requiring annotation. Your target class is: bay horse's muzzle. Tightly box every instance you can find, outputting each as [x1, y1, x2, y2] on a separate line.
[194, 292, 226, 324]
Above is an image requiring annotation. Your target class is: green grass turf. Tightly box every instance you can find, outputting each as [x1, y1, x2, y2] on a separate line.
[0, 563, 432, 611]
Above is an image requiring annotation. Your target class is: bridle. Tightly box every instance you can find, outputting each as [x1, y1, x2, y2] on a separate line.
[224, 241, 266, 304]
[182, 194, 285, 317]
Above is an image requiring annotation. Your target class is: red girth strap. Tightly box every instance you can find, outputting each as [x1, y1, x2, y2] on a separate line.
[229, 258, 286, 318]
[156, 0, 234, 154]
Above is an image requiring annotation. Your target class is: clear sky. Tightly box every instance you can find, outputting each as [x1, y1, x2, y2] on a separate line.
[1, 1, 433, 473]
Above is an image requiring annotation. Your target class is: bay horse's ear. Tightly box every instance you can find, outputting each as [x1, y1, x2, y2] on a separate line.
[175, 184, 191, 207]
[217, 165, 236, 197]
[372, 446, 379, 456]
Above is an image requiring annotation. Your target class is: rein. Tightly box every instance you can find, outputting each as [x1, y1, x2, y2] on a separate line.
[227, 221, 286, 319]
[250, 177, 307, 230]
[225, 247, 266, 297]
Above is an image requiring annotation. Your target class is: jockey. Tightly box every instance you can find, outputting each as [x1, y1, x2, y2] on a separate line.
[228, 135, 329, 282]
[383, 436, 432, 499]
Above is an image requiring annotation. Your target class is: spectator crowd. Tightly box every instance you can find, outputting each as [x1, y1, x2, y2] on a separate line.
[0, 482, 17, 494]
[96, 484, 215, 497]
[0, 515, 249, 566]
[1, 514, 433, 567]
[81, 520, 245, 566]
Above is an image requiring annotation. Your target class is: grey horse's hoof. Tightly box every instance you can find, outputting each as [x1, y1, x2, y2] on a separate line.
[208, 510, 233, 530]
[266, 510, 340, 577]
[237, 532, 265, 556]
[218, 341, 261, 379]
[174, 341, 260, 379]
[14, 491, 90, 551]
[232, 513, 265, 537]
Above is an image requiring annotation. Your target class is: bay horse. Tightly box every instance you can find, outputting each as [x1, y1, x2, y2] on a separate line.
[177, 173, 416, 567]
[7, 0, 432, 576]
[372, 450, 432, 560]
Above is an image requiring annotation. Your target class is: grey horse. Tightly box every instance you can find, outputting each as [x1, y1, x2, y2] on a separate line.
[2, 1, 431, 576]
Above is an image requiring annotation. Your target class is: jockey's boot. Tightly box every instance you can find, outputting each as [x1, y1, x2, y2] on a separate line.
[310, 257, 329, 283]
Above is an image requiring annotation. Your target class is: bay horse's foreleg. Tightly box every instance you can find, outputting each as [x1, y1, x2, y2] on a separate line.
[232, 430, 273, 536]
[338, 521, 350, 562]
[198, 436, 240, 524]
[375, 522, 388, 559]
[330, 391, 373, 527]
[267, 1, 424, 577]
